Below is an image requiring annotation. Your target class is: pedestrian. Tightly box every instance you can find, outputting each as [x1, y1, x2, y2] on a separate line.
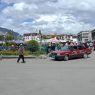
[51, 43, 56, 51]
[17, 44, 25, 63]
[47, 43, 52, 53]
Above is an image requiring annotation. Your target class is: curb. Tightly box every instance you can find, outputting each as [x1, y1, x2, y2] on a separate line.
[0, 55, 48, 59]
[0, 56, 36, 59]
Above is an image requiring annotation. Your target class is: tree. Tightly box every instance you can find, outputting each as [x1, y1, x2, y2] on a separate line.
[27, 40, 39, 52]
[0, 35, 4, 41]
[5, 32, 14, 41]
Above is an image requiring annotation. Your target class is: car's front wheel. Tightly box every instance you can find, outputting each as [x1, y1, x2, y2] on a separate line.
[64, 55, 69, 61]
[83, 53, 88, 59]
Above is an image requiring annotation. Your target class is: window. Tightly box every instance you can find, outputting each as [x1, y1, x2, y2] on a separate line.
[78, 46, 83, 50]
[73, 46, 78, 50]
[61, 45, 69, 50]
[78, 45, 86, 50]
[69, 46, 78, 50]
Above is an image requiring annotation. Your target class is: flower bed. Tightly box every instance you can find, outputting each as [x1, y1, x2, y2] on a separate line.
[0, 50, 31, 55]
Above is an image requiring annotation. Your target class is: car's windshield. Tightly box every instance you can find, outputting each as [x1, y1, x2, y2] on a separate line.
[61, 45, 69, 50]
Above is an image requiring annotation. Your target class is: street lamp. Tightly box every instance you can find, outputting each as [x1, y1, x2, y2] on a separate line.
[39, 30, 42, 45]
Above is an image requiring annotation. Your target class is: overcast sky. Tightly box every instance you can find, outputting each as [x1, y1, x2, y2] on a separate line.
[0, 0, 95, 34]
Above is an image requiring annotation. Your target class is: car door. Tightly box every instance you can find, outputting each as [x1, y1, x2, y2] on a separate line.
[69, 46, 78, 58]
[77, 46, 85, 57]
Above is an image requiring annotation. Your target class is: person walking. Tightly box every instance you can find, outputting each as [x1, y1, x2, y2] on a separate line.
[17, 44, 25, 63]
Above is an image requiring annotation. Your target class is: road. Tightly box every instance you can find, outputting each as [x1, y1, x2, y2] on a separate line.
[0, 51, 95, 95]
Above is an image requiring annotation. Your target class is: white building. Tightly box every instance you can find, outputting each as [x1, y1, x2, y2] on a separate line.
[23, 33, 78, 43]
[57, 34, 78, 43]
[71, 35, 78, 43]
[23, 33, 40, 42]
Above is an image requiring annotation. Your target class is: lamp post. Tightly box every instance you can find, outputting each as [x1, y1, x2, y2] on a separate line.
[39, 30, 43, 52]
[39, 30, 42, 44]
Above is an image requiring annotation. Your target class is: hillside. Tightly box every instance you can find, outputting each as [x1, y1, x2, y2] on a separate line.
[0, 27, 20, 38]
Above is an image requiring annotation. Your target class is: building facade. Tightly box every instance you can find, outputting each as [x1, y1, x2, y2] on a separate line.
[91, 29, 95, 41]
[23, 33, 78, 43]
[23, 33, 40, 42]
[42, 34, 78, 43]
[77, 31, 92, 43]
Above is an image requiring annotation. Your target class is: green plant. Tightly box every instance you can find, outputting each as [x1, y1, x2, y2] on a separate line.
[0, 50, 31, 55]
[27, 40, 39, 52]
[5, 32, 14, 41]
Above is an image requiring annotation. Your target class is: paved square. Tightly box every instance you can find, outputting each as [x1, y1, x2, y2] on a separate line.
[0, 52, 95, 95]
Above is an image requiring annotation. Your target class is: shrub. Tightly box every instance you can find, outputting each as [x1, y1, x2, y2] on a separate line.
[27, 40, 39, 52]
[0, 50, 18, 55]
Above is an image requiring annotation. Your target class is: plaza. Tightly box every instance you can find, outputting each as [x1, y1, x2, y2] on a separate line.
[0, 51, 95, 95]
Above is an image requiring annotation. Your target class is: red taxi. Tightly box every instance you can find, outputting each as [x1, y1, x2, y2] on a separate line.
[50, 45, 92, 61]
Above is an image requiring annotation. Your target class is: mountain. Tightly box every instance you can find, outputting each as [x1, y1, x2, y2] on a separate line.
[0, 27, 20, 39]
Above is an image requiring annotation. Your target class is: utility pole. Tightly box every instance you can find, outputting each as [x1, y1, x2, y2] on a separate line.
[39, 30, 42, 45]
[39, 30, 42, 52]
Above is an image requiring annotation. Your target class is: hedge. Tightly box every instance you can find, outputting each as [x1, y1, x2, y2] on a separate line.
[0, 50, 31, 55]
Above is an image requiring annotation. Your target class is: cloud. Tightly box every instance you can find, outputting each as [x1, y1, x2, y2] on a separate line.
[20, 14, 93, 34]
[0, 0, 95, 34]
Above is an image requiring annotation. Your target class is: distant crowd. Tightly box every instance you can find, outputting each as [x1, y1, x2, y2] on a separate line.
[44, 41, 95, 54]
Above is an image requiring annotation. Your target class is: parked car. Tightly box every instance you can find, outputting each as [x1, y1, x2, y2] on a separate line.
[49, 45, 92, 61]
